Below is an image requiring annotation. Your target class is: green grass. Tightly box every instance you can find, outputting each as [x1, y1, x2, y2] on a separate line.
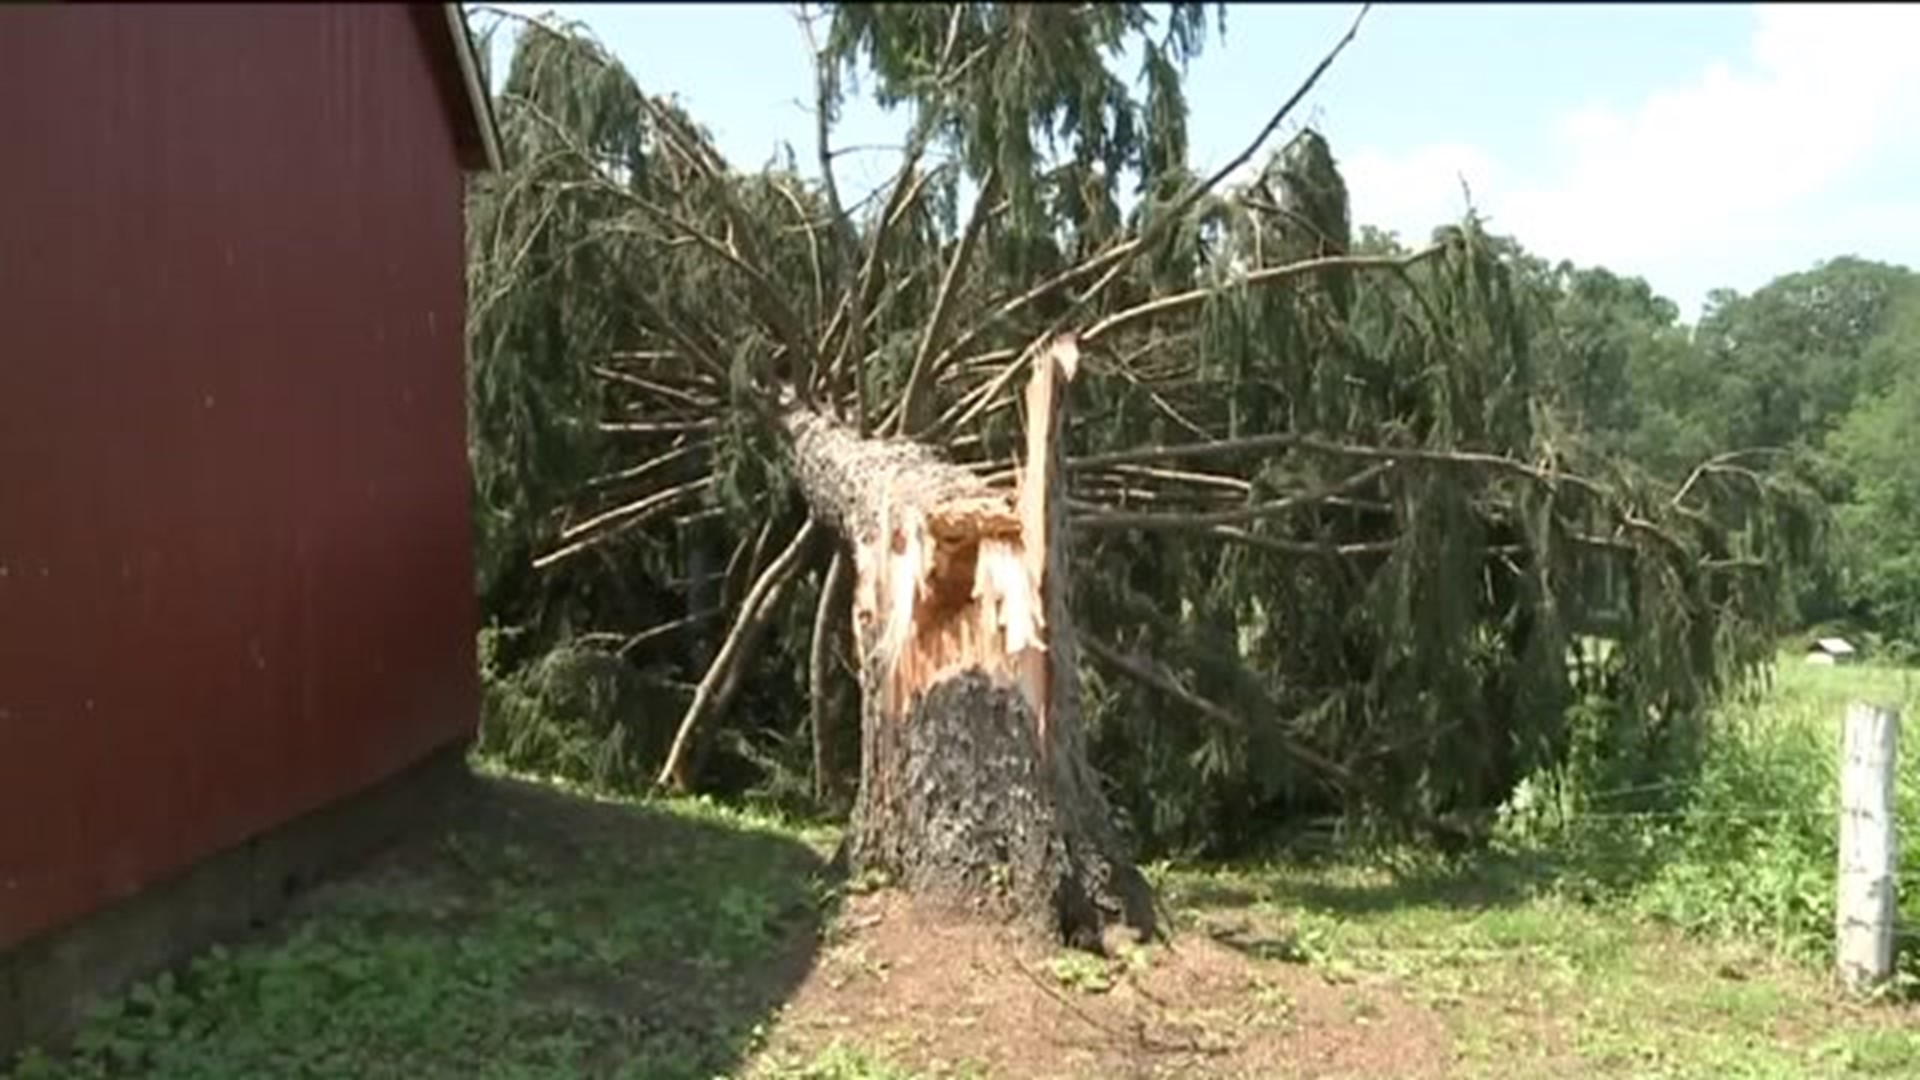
[1151, 655, 1920, 1078]
[4, 770, 838, 1080]
[1156, 850, 1920, 1078]
[7, 660, 1919, 1079]
[1509, 656, 1920, 974]
[1642, 659, 1919, 950]
[752, 1042, 958, 1080]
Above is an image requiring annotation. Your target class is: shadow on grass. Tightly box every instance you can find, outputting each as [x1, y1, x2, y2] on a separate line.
[1165, 832, 1677, 925]
[1162, 843, 1646, 970]
[8, 771, 831, 1080]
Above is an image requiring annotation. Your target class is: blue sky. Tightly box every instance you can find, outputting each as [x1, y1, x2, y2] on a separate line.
[484, 3, 1920, 324]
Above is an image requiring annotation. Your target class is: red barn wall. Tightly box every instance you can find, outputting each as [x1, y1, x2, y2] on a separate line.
[0, 4, 480, 950]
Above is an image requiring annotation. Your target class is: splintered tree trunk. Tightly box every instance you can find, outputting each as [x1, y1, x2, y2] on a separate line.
[784, 336, 1155, 949]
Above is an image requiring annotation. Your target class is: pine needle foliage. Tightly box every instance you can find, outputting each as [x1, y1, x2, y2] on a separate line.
[463, 5, 1819, 853]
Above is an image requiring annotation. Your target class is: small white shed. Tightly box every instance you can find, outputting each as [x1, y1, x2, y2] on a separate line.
[1805, 637, 1858, 666]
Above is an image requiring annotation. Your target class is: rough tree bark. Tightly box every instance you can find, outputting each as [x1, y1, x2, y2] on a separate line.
[784, 335, 1156, 949]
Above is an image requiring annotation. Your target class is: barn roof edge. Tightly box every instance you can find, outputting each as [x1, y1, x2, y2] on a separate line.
[442, 3, 503, 172]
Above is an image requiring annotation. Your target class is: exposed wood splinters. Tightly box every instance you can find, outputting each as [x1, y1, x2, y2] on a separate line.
[850, 337, 1078, 744]
[784, 333, 1148, 948]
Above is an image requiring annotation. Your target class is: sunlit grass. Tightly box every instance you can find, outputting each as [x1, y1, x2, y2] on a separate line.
[9, 662, 1918, 1079]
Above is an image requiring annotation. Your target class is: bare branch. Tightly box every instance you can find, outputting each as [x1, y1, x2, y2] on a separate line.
[615, 608, 723, 657]
[821, 14, 989, 422]
[585, 440, 709, 491]
[1073, 430, 1556, 485]
[792, 2, 852, 246]
[929, 4, 1379, 438]
[597, 214, 812, 374]
[494, 89, 807, 391]
[1082, 246, 1445, 346]
[534, 477, 715, 570]
[1103, 464, 1253, 494]
[545, 474, 718, 549]
[1672, 448, 1793, 510]
[833, 155, 936, 428]
[1075, 463, 1393, 531]
[939, 245, 1412, 441]
[593, 366, 719, 409]
[890, 167, 1005, 436]
[769, 173, 828, 319]
[923, 239, 1144, 390]
[1177, 4, 1371, 225]
[809, 549, 852, 805]
[598, 419, 718, 435]
[1198, 527, 1399, 558]
[657, 519, 822, 791]
[1080, 635, 1355, 790]
[1095, 342, 1219, 442]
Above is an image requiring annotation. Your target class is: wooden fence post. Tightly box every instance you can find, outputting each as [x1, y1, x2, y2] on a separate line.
[1836, 701, 1900, 995]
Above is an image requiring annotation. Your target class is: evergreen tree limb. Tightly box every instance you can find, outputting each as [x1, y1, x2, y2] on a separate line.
[533, 477, 716, 570]
[891, 167, 1006, 436]
[657, 519, 822, 791]
[1075, 462, 1392, 530]
[1080, 634, 1355, 791]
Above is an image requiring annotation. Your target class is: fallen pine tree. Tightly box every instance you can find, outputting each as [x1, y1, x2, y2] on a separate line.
[463, 3, 1823, 944]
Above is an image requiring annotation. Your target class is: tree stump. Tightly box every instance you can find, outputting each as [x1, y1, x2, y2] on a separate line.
[784, 336, 1155, 948]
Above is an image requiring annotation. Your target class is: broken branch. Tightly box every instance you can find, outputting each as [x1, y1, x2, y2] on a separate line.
[657, 519, 822, 792]
[1080, 635, 1355, 790]
[534, 477, 715, 570]
[1074, 463, 1393, 531]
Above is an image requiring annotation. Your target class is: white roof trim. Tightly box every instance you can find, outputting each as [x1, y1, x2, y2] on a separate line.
[443, 3, 503, 172]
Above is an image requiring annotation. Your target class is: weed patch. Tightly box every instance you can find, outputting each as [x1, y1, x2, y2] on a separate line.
[1502, 658, 1920, 987]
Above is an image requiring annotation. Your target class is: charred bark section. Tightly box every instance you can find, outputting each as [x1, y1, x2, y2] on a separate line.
[783, 337, 1155, 949]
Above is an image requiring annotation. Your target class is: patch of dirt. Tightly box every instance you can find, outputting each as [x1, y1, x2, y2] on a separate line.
[755, 891, 1454, 1079]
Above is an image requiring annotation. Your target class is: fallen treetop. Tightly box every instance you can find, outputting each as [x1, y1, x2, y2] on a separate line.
[467, 1, 1817, 865]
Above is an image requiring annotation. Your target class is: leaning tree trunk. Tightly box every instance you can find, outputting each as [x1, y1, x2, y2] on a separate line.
[783, 336, 1155, 949]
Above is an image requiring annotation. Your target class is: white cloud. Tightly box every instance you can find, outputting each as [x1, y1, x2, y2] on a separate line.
[1341, 143, 1502, 246]
[1342, 4, 1920, 315]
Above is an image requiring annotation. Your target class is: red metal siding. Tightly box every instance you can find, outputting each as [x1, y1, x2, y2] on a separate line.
[0, 4, 480, 949]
